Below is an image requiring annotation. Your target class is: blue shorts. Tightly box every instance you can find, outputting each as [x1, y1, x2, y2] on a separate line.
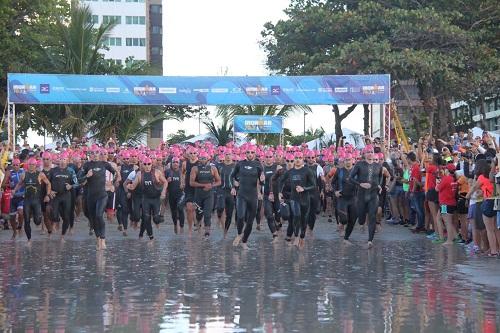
[482, 199, 495, 218]
[10, 197, 24, 215]
[497, 211, 500, 229]
[389, 185, 404, 197]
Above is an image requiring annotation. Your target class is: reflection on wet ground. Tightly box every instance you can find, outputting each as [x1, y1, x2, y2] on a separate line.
[0, 218, 499, 332]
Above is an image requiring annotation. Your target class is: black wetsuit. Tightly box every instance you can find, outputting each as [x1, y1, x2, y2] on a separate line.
[82, 161, 116, 240]
[332, 167, 357, 240]
[184, 160, 198, 203]
[217, 162, 235, 231]
[23, 171, 43, 240]
[48, 167, 73, 236]
[166, 168, 185, 228]
[231, 159, 263, 244]
[193, 163, 215, 228]
[348, 161, 383, 242]
[307, 163, 322, 231]
[139, 171, 162, 239]
[279, 166, 316, 239]
[263, 164, 279, 236]
[117, 163, 134, 230]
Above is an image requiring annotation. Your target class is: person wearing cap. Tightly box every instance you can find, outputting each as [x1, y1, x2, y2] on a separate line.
[190, 151, 221, 237]
[331, 153, 357, 244]
[12, 158, 51, 243]
[69, 153, 85, 228]
[262, 151, 280, 241]
[82, 147, 120, 250]
[216, 152, 236, 237]
[278, 151, 316, 248]
[181, 147, 199, 233]
[305, 151, 325, 235]
[47, 155, 75, 242]
[40, 152, 54, 234]
[165, 156, 185, 234]
[274, 153, 297, 243]
[115, 152, 135, 236]
[127, 157, 167, 241]
[347, 151, 383, 249]
[230, 145, 265, 249]
[1, 158, 25, 239]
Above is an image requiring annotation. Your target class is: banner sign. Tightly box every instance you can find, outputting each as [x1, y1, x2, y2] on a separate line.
[8, 73, 390, 105]
[234, 115, 283, 134]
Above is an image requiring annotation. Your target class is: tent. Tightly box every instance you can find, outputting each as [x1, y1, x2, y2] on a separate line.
[471, 127, 500, 142]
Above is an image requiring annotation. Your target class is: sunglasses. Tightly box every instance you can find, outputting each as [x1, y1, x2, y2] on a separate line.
[366, 158, 373, 161]
[12, 164, 19, 167]
[294, 156, 303, 160]
[286, 160, 294, 163]
[246, 151, 256, 154]
[144, 163, 152, 166]
[172, 161, 179, 163]
[189, 152, 198, 155]
[123, 158, 129, 160]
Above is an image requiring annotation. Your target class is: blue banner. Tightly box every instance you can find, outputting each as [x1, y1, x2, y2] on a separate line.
[8, 73, 390, 105]
[234, 116, 283, 134]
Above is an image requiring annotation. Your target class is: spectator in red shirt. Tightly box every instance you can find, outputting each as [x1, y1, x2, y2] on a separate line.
[436, 163, 458, 245]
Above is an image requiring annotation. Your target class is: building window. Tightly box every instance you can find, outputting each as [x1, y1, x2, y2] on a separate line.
[152, 26, 162, 34]
[88, 15, 99, 24]
[126, 16, 146, 25]
[103, 16, 121, 24]
[126, 38, 146, 47]
[151, 5, 162, 13]
[103, 37, 122, 46]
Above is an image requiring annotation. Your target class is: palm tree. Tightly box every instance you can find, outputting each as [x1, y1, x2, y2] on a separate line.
[203, 116, 233, 145]
[216, 105, 310, 145]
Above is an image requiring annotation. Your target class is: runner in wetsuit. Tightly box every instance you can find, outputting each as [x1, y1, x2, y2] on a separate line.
[190, 151, 221, 237]
[347, 151, 383, 248]
[68, 154, 84, 233]
[40, 152, 54, 234]
[116, 151, 134, 236]
[231, 145, 264, 250]
[278, 152, 316, 248]
[331, 154, 357, 244]
[216, 152, 236, 237]
[272, 153, 295, 242]
[305, 151, 325, 235]
[48, 155, 75, 242]
[262, 151, 279, 241]
[127, 157, 167, 240]
[82, 147, 119, 250]
[13, 158, 51, 243]
[182, 147, 199, 232]
[166, 156, 185, 234]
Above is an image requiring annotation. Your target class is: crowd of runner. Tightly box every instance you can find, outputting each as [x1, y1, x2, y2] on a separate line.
[1, 130, 500, 256]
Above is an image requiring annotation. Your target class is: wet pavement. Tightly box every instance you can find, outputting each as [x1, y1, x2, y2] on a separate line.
[0, 216, 499, 332]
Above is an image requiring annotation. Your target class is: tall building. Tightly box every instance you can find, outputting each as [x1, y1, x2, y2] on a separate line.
[451, 96, 500, 132]
[81, 0, 164, 146]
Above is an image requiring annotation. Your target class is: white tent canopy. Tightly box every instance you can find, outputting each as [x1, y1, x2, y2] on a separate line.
[471, 127, 500, 142]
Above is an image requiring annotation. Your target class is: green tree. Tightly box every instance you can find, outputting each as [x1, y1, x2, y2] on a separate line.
[166, 130, 194, 144]
[261, 0, 499, 138]
[203, 116, 233, 146]
[216, 104, 310, 145]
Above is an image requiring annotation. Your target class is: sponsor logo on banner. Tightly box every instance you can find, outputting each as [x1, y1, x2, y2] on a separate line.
[193, 88, 209, 93]
[178, 88, 192, 94]
[245, 86, 268, 96]
[296, 88, 315, 93]
[69, 87, 89, 92]
[271, 86, 281, 95]
[350, 87, 361, 93]
[134, 86, 157, 96]
[334, 87, 348, 93]
[106, 87, 120, 93]
[244, 118, 272, 131]
[53, 86, 64, 92]
[13, 84, 36, 94]
[282, 88, 294, 93]
[318, 87, 333, 93]
[362, 85, 385, 94]
[40, 84, 50, 94]
[231, 87, 243, 93]
[159, 87, 177, 94]
[210, 88, 229, 93]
